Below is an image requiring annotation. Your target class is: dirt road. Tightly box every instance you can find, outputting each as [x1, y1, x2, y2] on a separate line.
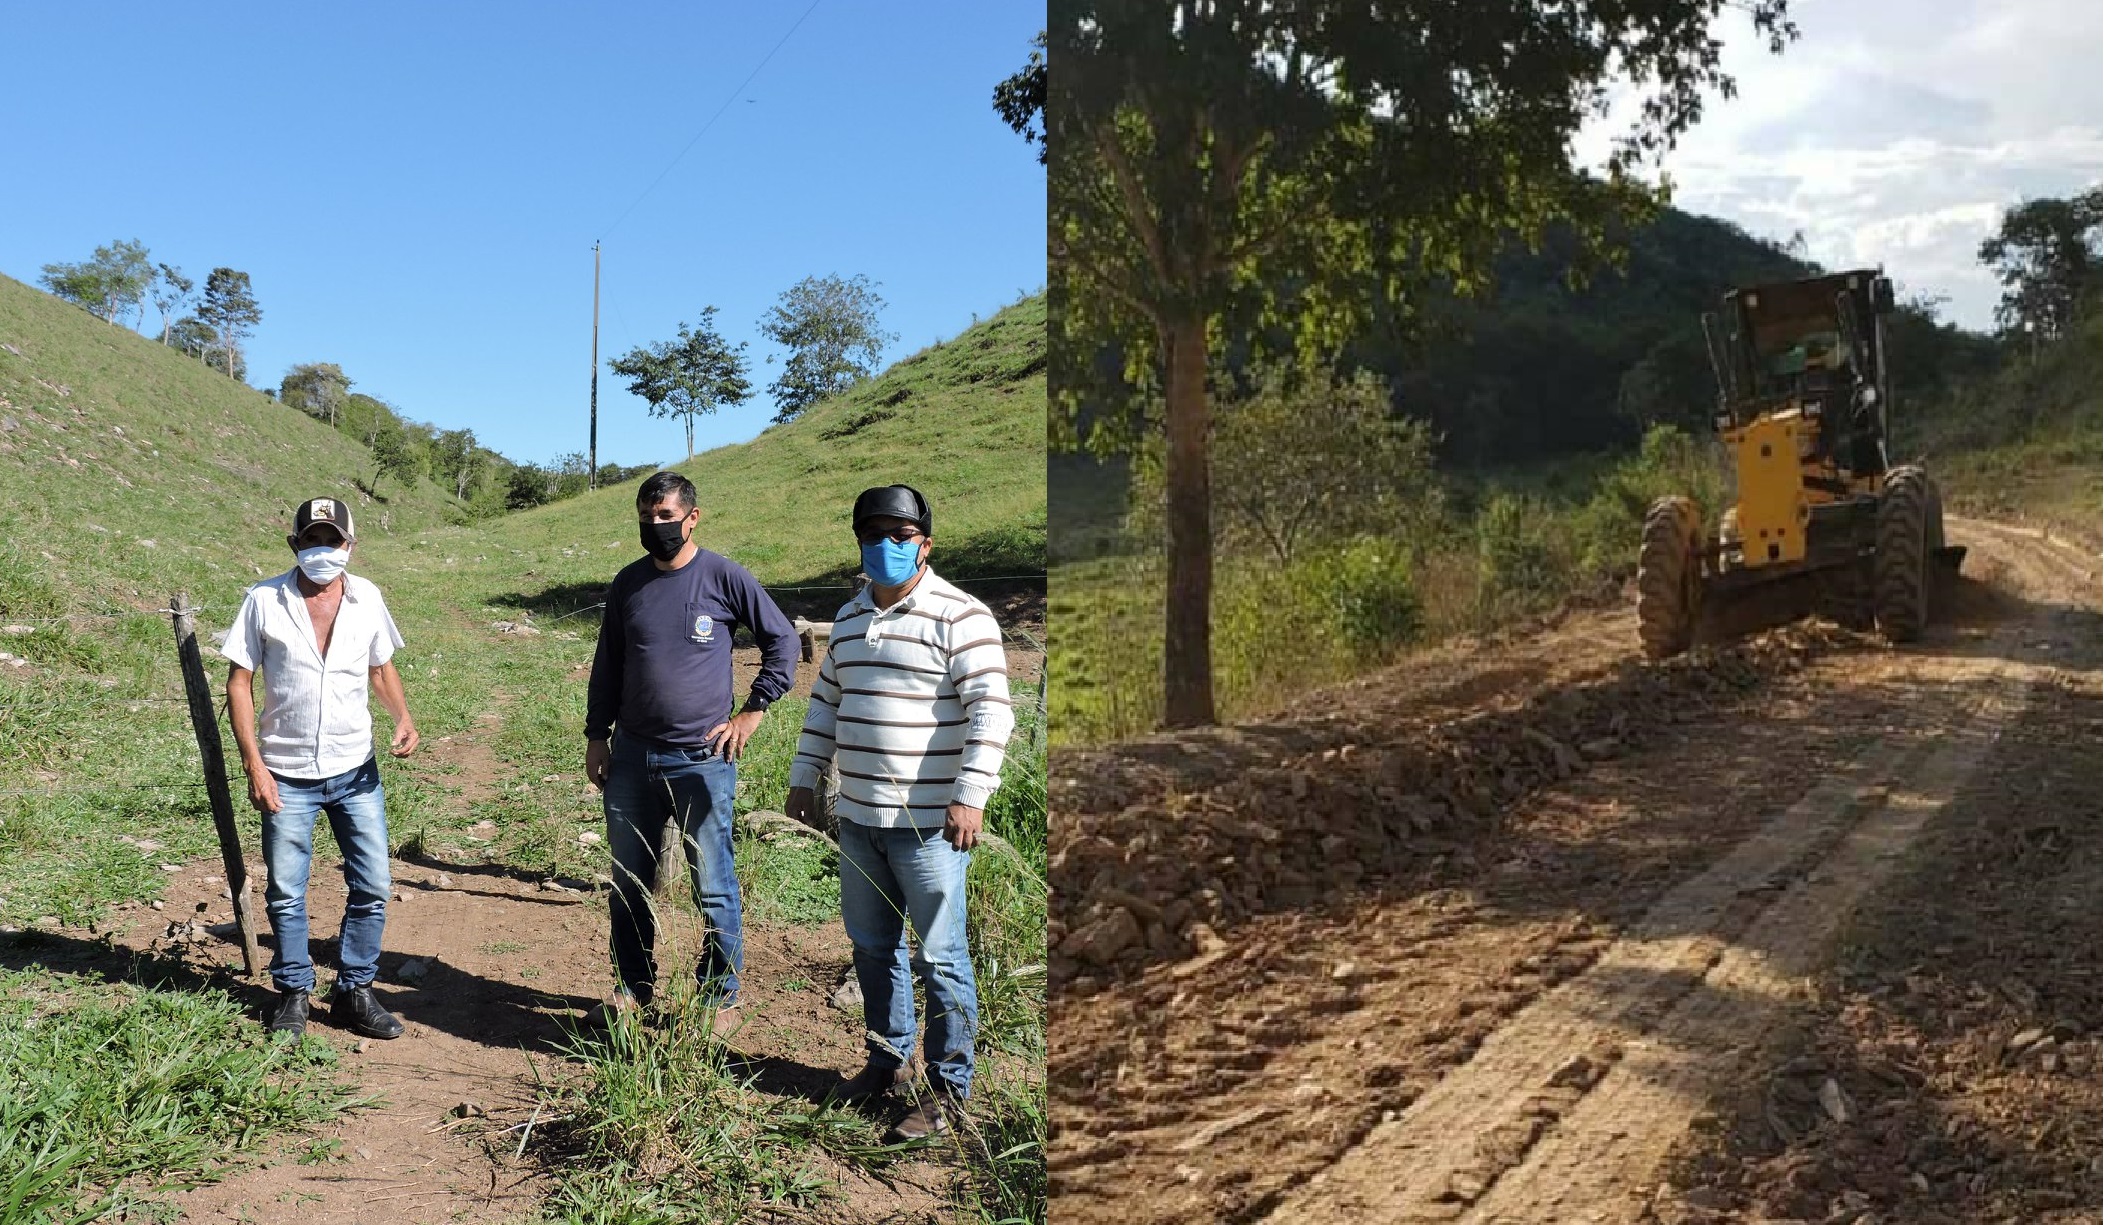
[1048, 517, 2100, 1224]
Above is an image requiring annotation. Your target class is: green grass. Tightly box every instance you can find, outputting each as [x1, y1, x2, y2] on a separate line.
[537, 981, 1042, 1225]
[536, 998, 869, 1224]
[0, 271, 1048, 1220]
[0, 967, 357, 1220]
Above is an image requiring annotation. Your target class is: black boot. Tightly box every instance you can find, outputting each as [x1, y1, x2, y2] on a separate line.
[331, 984, 405, 1039]
[267, 988, 309, 1038]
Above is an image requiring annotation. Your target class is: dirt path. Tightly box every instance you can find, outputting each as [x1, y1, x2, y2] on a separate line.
[1048, 518, 2099, 1223]
[74, 854, 952, 1224]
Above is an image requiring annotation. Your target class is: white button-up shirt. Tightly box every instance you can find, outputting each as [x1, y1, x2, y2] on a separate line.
[221, 569, 405, 780]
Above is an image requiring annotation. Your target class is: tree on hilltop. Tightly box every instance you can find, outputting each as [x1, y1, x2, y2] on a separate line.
[609, 307, 752, 457]
[280, 363, 353, 428]
[196, 268, 262, 381]
[758, 274, 896, 423]
[1979, 186, 2102, 342]
[167, 315, 244, 379]
[40, 239, 154, 327]
[150, 264, 195, 345]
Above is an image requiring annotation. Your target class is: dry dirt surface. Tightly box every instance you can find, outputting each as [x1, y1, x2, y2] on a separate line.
[1048, 517, 2100, 1224]
[16, 825, 963, 1223]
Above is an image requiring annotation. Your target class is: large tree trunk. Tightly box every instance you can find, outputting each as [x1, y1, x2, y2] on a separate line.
[1160, 314, 1214, 729]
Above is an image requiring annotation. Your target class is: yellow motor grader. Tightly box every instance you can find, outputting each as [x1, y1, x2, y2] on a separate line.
[1637, 269, 1964, 658]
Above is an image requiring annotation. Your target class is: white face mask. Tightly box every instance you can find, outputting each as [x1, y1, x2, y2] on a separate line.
[296, 545, 350, 585]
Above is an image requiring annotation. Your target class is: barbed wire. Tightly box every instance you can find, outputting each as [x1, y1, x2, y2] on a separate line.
[0, 696, 194, 710]
[762, 573, 1047, 593]
[0, 778, 228, 800]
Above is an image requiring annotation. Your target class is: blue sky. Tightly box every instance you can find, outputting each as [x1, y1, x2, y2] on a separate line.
[0, 1, 1046, 469]
[1581, 0, 2100, 331]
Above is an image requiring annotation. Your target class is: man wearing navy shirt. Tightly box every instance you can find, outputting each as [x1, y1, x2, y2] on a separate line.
[585, 470, 797, 1024]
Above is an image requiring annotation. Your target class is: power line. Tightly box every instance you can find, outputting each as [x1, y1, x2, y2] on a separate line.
[596, 0, 826, 242]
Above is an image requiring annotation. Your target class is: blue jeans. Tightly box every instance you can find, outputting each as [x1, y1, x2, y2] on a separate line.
[838, 820, 978, 1098]
[603, 732, 742, 1005]
[260, 757, 390, 994]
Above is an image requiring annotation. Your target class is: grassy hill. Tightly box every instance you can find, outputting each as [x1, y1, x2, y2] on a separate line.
[0, 272, 1047, 1220]
[470, 291, 1046, 598]
[0, 272, 467, 621]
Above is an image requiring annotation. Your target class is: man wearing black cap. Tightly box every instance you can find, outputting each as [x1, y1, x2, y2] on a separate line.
[224, 496, 419, 1040]
[584, 470, 798, 1024]
[785, 484, 1014, 1140]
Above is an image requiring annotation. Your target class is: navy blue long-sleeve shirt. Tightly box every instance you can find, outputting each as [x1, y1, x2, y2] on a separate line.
[584, 548, 798, 747]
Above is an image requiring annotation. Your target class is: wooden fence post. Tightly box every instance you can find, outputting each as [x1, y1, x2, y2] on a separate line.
[655, 811, 685, 902]
[169, 593, 264, 978]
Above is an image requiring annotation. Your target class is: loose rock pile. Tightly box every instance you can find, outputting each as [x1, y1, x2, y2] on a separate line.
[1050, 625, 1851, 994]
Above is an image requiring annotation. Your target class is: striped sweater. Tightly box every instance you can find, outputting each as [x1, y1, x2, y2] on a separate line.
[787, 568, 1014, 829]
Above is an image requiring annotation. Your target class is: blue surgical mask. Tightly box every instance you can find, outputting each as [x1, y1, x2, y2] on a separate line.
[860, 538, 922, 587]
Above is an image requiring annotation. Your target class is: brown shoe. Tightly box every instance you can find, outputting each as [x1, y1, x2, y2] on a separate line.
[834, 1058, 916, 1106]
[586, 988, 641, 1030]
[889, 1085, 961, 1142]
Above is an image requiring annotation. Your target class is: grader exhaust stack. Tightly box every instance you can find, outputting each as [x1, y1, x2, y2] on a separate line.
[1637, 270, 1965, 657]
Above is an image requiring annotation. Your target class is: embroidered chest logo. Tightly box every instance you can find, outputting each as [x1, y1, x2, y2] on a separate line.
[692, 614, 715, 643]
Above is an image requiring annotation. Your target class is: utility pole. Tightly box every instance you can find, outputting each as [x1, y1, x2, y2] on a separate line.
[589, 241, 601, 490]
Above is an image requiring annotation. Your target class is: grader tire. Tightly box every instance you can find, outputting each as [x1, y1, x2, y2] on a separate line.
[1875, 465, 1932, 643]
[1638, 496, 1702, 659]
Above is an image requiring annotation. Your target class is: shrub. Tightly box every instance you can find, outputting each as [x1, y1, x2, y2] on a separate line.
[1305, 537, 1423, 659]
[1475, 493, 1569, 613]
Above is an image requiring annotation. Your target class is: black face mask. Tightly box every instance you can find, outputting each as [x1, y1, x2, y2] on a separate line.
[640, 517, 688, 561]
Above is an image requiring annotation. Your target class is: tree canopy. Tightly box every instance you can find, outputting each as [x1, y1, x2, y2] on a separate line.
[1133, 363, 1439, 565]
[758, 274, 896, 422]
[608, 306, 753, 458]
[39, 239, 154, 327]
[1979, 186, 2102, 341]
[432, 428, 483, 501]
[196, 268, 262, 380]
[994, 30, 1047, 164]
[150, 263, 193, 345]
[280, 362, 353, 428]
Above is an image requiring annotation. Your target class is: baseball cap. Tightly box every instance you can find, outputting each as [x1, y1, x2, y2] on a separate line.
[293, 497, 355, 541]
[851, 485, 931, 536]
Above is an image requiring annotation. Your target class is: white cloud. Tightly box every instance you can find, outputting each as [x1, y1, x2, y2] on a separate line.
[1581, 0, 2102, 330]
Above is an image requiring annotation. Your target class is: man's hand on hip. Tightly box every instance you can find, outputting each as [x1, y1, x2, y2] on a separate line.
[705, 710, 765, 761]
[943, 803, 983, 852]
[586, 739, 611, 790]
[786, 786, 822, 831]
